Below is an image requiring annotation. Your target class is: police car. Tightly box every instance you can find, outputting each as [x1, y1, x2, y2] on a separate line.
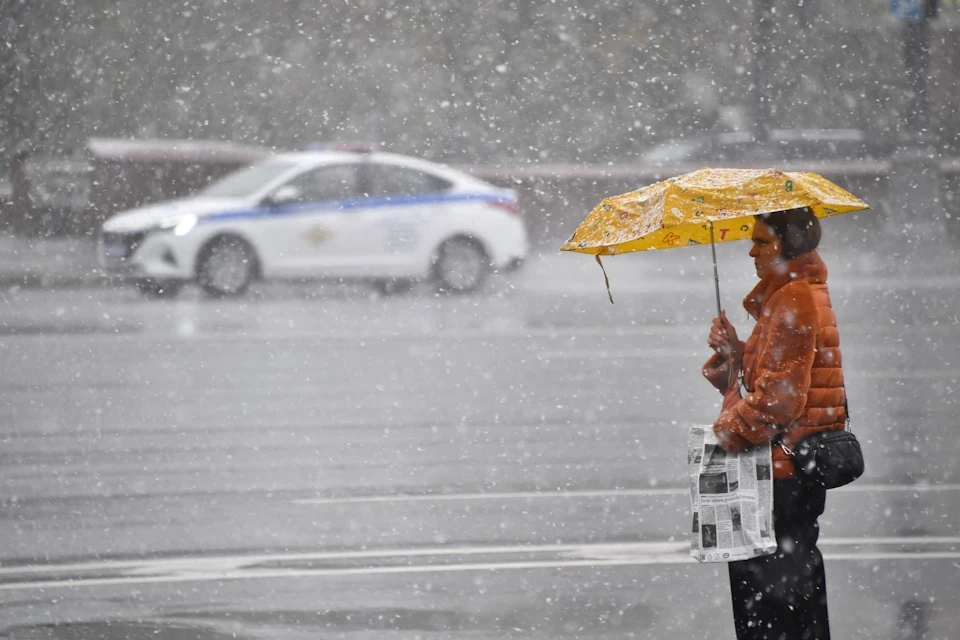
[100, 147, 528, 297]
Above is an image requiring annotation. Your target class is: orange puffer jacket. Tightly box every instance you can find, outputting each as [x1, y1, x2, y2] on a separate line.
[702, 250, 846, 479]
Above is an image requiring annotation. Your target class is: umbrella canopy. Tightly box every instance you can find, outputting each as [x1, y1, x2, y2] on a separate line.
[560, 168, 870, 256]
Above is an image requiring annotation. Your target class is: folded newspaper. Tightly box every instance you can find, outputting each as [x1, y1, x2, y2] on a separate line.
[688, 425, 777, 563]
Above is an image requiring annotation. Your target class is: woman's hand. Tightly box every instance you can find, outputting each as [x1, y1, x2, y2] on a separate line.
[708, 310, 742, 365]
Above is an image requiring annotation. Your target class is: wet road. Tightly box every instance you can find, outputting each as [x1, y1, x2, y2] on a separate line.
[1, 240, 959, 639]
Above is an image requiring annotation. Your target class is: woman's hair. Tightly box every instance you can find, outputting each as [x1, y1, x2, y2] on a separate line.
[760, 207, 821, 260]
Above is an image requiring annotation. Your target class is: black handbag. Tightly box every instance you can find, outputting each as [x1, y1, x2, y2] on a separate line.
[782, 428, 864, 489]
[777, 392, 864, 489]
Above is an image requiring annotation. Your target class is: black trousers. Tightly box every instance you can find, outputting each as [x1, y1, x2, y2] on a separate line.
[727, 479, 830, 640]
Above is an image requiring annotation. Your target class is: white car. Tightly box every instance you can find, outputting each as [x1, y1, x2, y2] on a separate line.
[100, 149, 528, 297]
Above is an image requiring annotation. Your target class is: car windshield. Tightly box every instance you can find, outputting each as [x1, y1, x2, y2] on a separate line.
[199, 161, 299, 198]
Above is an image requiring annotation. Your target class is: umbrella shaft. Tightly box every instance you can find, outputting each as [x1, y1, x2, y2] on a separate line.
[710, 223, 722, 320]
[710, 222, 736, 390]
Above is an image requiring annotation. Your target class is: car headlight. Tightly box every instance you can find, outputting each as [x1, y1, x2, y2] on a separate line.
[157, 214, 198, 236]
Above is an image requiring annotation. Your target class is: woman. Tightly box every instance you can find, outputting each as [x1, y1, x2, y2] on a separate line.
[702, 207, 846, 640]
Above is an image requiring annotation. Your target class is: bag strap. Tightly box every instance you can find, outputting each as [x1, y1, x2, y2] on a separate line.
[843, 383, 852, 433]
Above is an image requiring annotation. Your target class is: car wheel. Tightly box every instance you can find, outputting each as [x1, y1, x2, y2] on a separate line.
[433, 236, 489, 293]
[135, 279, 182, 299]
[196, 235, 258, 297]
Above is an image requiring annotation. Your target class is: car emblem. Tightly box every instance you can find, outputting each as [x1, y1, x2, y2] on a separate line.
[303, 226, 331, 245]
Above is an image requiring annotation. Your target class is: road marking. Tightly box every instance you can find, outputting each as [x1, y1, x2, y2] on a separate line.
[0, 541, 681, 577]
[6, 552, 960, 592]
[292, 483, 960, 506]
[0, 559, 680, 592]
[2, 537, 959, 592]
[3, 535, 957, 579]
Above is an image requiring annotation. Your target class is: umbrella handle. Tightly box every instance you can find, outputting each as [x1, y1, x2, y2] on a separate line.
[726, 352, 738, 393]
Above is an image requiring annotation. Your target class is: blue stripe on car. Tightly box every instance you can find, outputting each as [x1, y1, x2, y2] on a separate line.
[201, 191, 512, 225]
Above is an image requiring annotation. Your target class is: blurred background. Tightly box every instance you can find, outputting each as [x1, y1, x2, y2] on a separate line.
[2, 0, 960, 244]
[3, 0, 960, 162]
[1, 1, 959, 639]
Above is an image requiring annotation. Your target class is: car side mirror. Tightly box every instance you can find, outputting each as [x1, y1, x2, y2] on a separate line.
[264, 185, 301, 207]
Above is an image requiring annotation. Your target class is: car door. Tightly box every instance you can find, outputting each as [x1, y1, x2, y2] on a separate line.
[255, 163, 361, 277]
[350, 162, 453, 274]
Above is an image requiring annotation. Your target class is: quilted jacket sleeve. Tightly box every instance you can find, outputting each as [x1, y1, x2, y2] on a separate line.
[713, 284, 818, 453]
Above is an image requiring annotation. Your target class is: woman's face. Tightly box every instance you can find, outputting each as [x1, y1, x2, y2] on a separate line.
[749, 220, 783, 278]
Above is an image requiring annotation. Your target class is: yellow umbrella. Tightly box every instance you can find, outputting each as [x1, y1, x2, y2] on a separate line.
[561, 167, 870, 310]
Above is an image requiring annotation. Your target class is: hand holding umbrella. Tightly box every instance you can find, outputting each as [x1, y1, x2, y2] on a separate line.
[707, 310, 742, 393]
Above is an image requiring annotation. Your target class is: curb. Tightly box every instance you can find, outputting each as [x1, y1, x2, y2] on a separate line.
[0, 273, 110, 290]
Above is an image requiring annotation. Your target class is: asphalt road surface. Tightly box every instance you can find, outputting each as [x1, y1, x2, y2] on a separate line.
[1, 240, 959, 639]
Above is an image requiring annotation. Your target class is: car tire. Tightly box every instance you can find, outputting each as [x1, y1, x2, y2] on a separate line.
[195, 234, 258, 297]
[135, 279, 182, 299]
[432, 236, 489, 293]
